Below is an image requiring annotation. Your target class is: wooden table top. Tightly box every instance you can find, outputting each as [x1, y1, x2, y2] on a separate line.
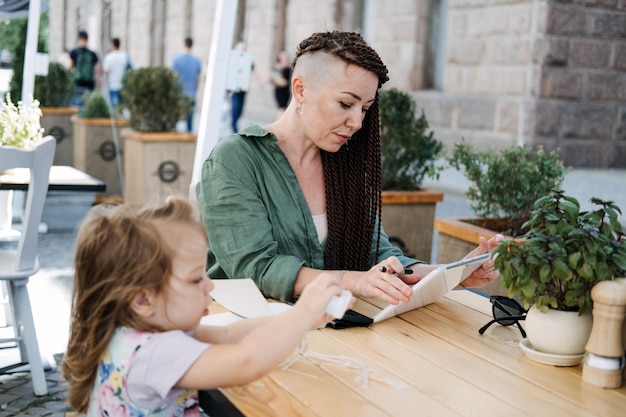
[206, 290, 625, 417]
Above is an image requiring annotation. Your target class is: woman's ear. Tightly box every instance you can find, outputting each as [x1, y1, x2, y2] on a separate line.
[130, 289, 157, 318]
[291, 74, 305, 103]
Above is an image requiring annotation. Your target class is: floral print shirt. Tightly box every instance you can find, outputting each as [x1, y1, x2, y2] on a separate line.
[87, 327, 210, 417]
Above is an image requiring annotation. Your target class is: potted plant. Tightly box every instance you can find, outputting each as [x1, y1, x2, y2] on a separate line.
[0, 94, 45, 240]
[433, 139, 566, 294]
[38, 63, 79, 167]
[0, 94, 44, 149]
[120, 66, 195, 205]
[492, 189, 626, 356]
[35, 62, 75, 108]
[34, 62, 77, 166]
[378, 88, 444, 262]
[8, 17, 77, 166]
[71, 91, 127, 198]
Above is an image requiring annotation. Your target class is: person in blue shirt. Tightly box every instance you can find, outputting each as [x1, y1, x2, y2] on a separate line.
[171, 37, 202, 132]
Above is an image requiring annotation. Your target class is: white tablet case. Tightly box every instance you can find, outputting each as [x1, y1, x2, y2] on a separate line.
[373, 253, 491, 323]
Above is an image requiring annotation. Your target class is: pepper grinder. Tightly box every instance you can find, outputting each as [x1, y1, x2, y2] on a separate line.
[582, 278, 626, 389]
[623, 298, 626, 381]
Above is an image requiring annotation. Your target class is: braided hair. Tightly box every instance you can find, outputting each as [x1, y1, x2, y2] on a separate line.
[293, 31, 389, 271]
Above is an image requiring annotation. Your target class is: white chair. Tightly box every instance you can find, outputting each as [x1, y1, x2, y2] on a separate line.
[0, 135, 56, 396]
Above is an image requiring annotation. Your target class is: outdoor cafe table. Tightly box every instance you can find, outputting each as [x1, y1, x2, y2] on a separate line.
[202, 290, 626, 417]
[0, 165, 106, 192]
[0, 165, 106, 239]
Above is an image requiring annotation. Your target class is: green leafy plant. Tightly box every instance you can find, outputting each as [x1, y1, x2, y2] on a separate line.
[493, 190, 626, 315]
[8, 14, 49, 103]
[34, 62, 75, 107]
[79, 91, 111, 118]
[446, 139, 566, 236]
[0, 94, 44, 149]
[379, 88, 443, 190]
[121, 66, 189, 132]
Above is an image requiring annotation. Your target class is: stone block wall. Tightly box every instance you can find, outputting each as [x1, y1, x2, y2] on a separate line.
[412, 90, 521, 149]
[531, 1, 626, 167]
[415, 0, 626, 167]
[445, 0, 536, 96]
[46, 0, 625, 167]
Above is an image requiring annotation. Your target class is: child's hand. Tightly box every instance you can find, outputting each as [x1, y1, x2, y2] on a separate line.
[295, 273, 346, 328]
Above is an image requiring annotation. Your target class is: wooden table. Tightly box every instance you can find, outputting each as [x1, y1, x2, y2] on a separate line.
[203, 290, 626, 417]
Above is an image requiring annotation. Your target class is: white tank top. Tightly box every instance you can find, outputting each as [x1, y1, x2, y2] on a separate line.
[312, 213, 328, 244]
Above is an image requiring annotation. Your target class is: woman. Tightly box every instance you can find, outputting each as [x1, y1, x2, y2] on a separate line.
[200, 30, 501, 303]
[271, 50, 292, 116]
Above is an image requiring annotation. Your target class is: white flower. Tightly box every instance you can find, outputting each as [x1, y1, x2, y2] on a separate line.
[0, 93, 45, 149]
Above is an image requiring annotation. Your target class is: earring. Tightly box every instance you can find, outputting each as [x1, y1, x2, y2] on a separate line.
[296, 102, 303, 115]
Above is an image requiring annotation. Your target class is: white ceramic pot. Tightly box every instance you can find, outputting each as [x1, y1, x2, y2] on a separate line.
[525, 306, 593, 355]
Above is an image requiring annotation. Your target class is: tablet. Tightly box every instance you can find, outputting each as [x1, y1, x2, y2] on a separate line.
[373, 253, 491, 323]
[327, 253, 492, 329]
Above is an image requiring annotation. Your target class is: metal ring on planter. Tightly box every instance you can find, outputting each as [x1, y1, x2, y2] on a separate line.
[47, 126, 65, 144]
[157, 161, 181, 183]
[97, 140, 119, 161]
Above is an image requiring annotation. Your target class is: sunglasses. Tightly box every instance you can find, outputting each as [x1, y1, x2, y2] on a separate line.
[478, 295, 527, 338]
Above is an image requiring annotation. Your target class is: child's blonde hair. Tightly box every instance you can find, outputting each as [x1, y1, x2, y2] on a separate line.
[62, 197, 205, 413]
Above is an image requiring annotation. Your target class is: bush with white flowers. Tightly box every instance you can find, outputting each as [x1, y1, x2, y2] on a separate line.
[0, 93, 44, 149]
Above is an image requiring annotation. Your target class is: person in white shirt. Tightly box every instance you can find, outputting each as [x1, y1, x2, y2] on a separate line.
[102, 38, 132, 112]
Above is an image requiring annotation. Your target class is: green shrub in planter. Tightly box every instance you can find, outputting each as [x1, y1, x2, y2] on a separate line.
[34, 62, 75, 107]
[79, 91, 111, 118]
[446, 139, 566, 236]
[121, 66, 189, 132]
[379, 88, 443, 191]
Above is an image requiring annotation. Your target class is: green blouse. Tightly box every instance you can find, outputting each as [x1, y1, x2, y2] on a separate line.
[200, 124, 421, 302]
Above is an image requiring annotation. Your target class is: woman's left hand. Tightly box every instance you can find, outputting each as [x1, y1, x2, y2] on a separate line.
[460, 234, 503, 288]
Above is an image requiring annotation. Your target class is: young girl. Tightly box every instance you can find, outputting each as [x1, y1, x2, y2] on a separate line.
[62, 197, 342, 416]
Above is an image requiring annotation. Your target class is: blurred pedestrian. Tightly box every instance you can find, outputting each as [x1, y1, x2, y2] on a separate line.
[102, 38, 133, 112]
[102, 38, 132, 112]
[171, 37, 202, 132]
[69, 31, 100, 108]
[226, 41, 253, 133]
[271, 50, 291, 117]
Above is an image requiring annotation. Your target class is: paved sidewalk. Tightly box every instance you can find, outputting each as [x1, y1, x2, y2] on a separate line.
[0, 165, 625, 415]
[1, 232, 75, 417]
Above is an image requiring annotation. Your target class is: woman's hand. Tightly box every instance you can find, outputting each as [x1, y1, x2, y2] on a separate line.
[349, 257, 413, 305]
[460, 234, 503, 288]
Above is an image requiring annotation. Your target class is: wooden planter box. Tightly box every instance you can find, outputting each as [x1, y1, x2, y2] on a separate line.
[121, 128, 197, 206]
[72, 116, 128, 197]
[434, 217, 509, 295]
[41, 107, 79, 166]
[381, 190, 444, 263]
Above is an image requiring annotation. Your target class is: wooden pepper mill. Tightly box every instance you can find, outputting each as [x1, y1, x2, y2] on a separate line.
[623, 297, 626, 381]
[582, 278, 626, 389]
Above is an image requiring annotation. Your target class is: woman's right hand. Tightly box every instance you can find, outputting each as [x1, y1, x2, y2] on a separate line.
[348, 257, 413, 305]
[295, 273, 344, 328]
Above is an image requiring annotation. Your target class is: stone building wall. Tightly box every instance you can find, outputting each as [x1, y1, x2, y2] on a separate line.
[532, 0, 626, 167]
[365, 0, 433, 91]
[45, 0, 626, 167]
[414, 0, 626, 167]
[414, 0, 540, 151]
